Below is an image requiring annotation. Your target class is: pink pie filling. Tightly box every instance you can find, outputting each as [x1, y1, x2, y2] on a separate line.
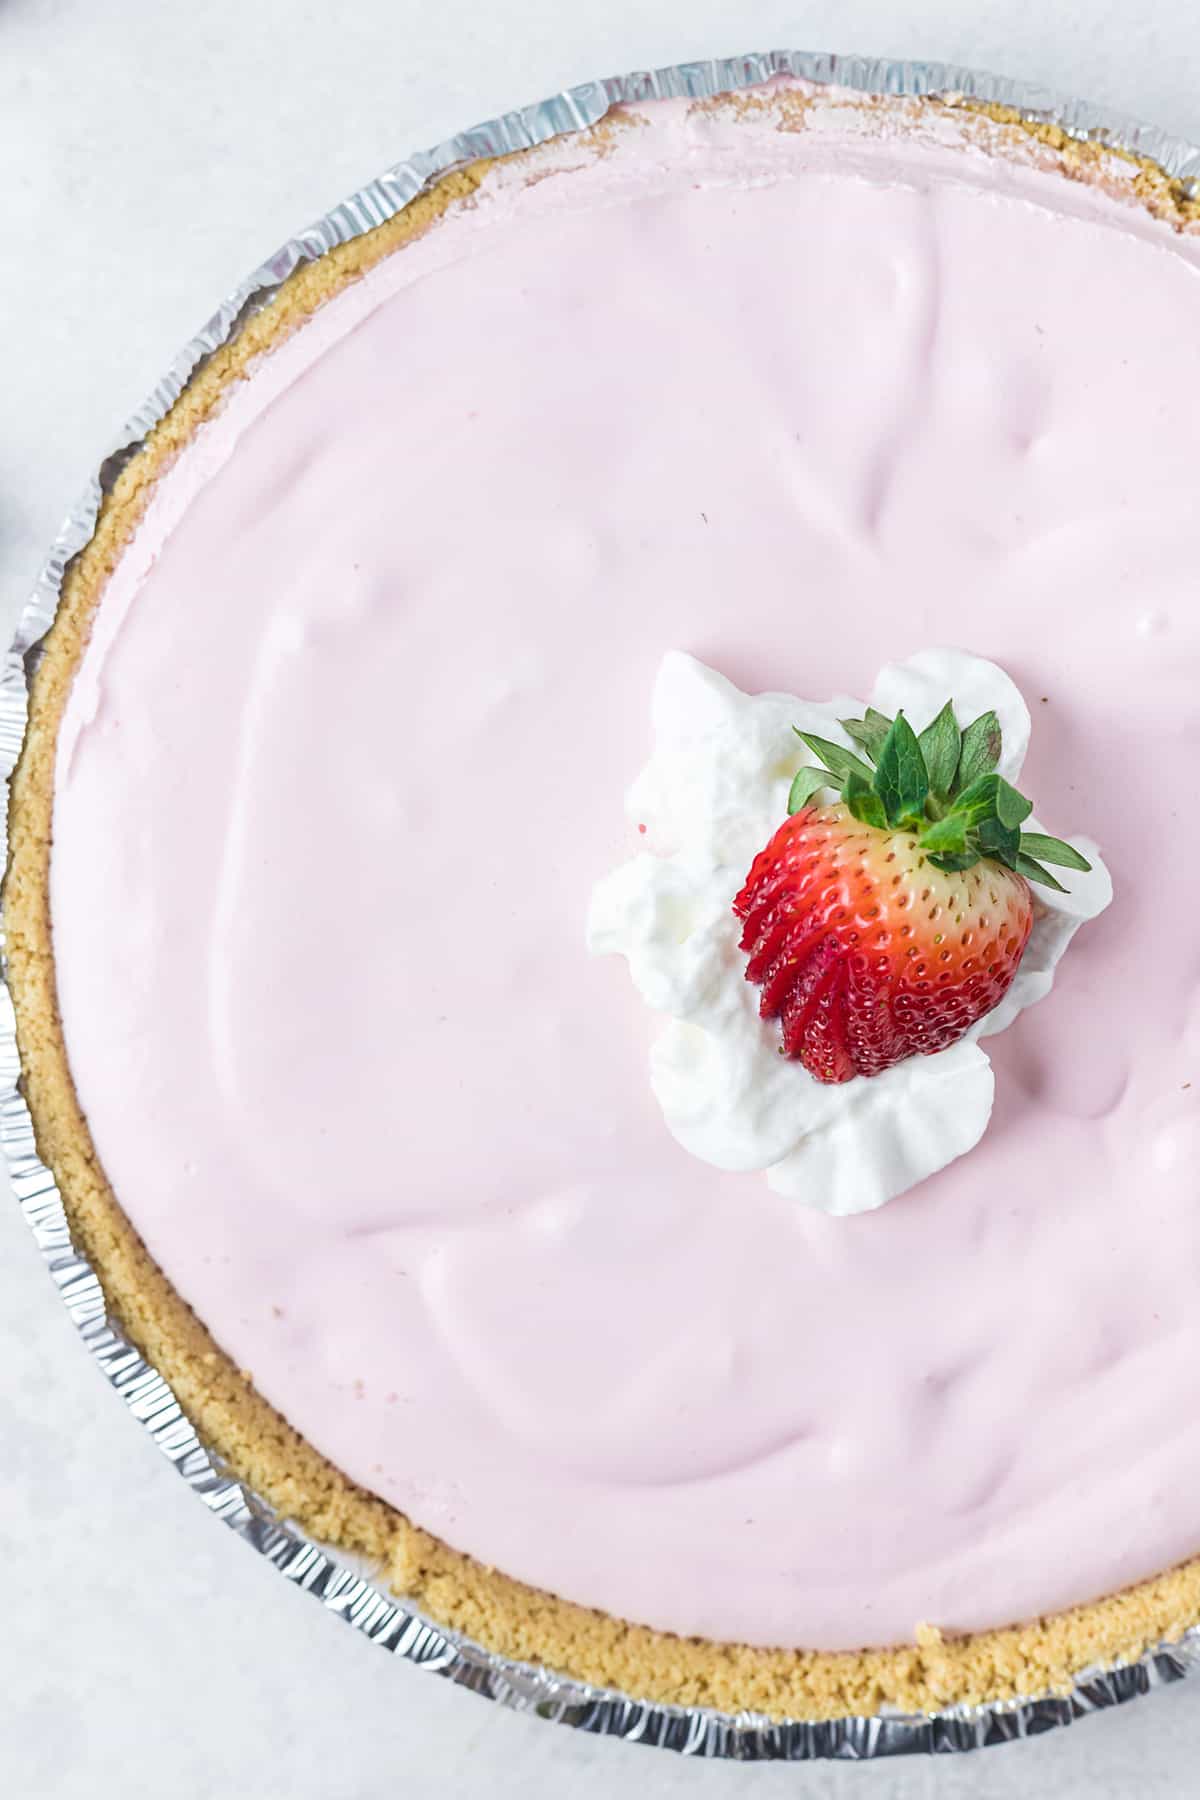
[50, 94, 1200, 1651]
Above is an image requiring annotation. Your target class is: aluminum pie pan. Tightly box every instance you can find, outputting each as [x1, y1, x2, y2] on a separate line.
[5, 48, 1200, 1762]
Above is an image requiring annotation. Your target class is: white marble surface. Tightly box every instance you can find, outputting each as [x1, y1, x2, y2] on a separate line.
[3, 1, 1200, 1792]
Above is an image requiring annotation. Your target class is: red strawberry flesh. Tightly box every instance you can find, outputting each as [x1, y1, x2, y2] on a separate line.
[733, 803, 1033, 1083]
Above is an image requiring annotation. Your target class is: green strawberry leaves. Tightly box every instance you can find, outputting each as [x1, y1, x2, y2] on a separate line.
[786, 763, 834, 815]
[917, 701, 961, 798]
[919, 812, 968, 855]
[976, 814, 1021, 866]
[839, 707, 892, 764]
[875, 713, 929, 826]
[995, 778, 1033, 830]
[1018, 832, 1092, 871]
[792, 730, 875, 789]
[956, 710, 1003, 789]
[784, 696, 1091, 892]
[842, 770, 889, 830]
[1015, 852, 1068, 893]
[1013, 830, 1091, 893]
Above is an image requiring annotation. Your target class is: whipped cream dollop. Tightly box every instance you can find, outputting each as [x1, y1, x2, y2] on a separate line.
[588, 650, 1113, 1214]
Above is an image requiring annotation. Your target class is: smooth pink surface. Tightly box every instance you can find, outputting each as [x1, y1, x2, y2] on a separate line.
[50, 96, 1200, 1651]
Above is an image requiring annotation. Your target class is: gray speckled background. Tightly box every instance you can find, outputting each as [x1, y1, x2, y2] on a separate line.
[4, 2, 1200, 1793]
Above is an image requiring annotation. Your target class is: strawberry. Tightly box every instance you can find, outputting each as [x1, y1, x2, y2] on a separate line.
[732, 699, 1090, 1083]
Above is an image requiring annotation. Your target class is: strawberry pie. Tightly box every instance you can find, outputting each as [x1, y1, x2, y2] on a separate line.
[10, 81, 1200, 1720]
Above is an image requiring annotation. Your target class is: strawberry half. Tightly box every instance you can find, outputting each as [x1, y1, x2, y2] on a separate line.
[732, 698, 1090, 1084]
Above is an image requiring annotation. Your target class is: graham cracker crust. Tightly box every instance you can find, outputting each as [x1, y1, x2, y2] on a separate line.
[7, 91, 1200, 1721]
